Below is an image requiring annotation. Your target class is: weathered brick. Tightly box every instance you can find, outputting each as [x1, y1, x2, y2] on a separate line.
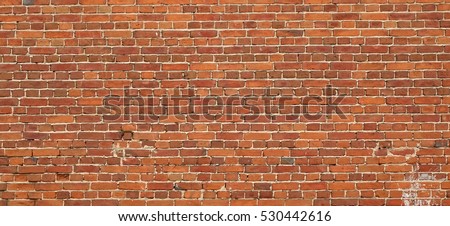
[0, 0, 448, 207]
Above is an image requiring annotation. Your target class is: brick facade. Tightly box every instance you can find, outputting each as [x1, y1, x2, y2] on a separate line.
[0, 0, 450, 206]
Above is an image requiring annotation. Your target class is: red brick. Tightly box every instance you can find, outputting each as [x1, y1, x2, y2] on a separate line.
[0, 0, 448, 207]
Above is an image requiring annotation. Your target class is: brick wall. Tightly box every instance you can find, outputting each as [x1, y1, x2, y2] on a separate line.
[0, 0, 450, 206]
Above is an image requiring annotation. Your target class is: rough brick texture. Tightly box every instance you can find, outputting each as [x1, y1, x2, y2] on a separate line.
[1, 0, 450, 206]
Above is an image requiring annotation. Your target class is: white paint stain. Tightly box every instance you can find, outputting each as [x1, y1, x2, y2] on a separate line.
[401, 145, 434, 206]
[111, 143, 124, 158]
[401, 162, 442, 206]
